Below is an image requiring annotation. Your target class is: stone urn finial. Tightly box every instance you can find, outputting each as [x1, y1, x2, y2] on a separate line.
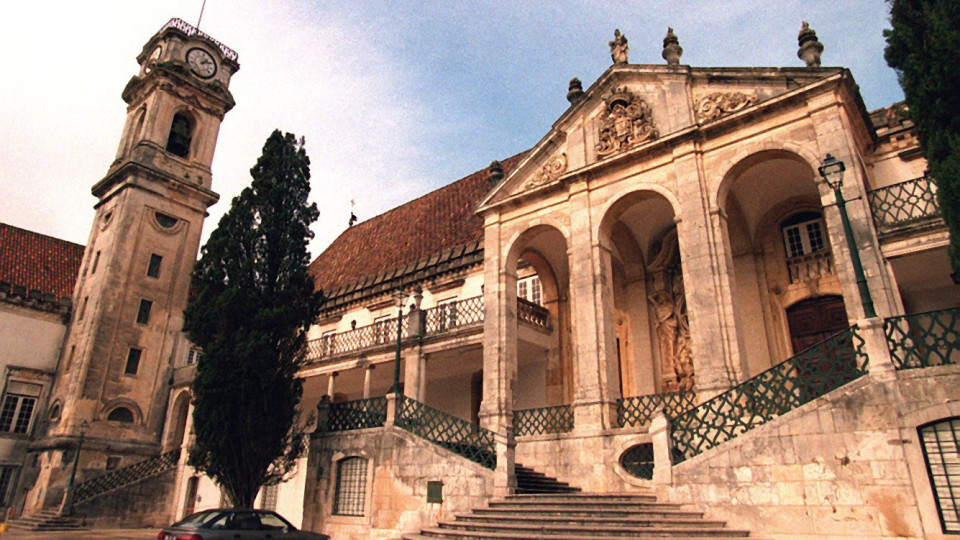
[567, 78, 584, 103]
[797, 21, 824, 67]
[662, 27, 683, 65]
[610, 29, 629, 64]
[488, 160, 504, 184]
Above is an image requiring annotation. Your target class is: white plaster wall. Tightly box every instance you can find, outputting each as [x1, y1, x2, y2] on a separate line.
[0, 305, 66, 371]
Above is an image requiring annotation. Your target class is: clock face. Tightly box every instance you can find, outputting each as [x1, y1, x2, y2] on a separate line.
[186, 48, 217, 79]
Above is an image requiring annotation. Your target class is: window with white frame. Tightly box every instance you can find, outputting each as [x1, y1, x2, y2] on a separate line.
[333, 456, 368, 516]
[781, 214, 827, 258]
[0, 381, 42, 434]
[320, 330, 337, 356]
[437, 297, 458, 330]
[517, 275, 543, 306]
[0, 465, 17, 505]
[186, 347, 203, 366]
[260, 483, 279, 511]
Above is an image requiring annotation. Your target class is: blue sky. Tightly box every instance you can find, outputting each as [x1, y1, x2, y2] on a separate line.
[0, 1, 903, 257]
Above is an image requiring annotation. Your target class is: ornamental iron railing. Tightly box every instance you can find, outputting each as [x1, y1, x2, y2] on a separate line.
[517, 298, 550, 329]
[786, 251, 834, 284]
[515, 405, 574, 436]
[868, 175, 941, 231]
[619, 443, 655, 479]
[395, 395, 496, 469]
[306, 316, 408, 360]
[75, 448, 181, 504]
[671, 327, 866, 463]
[884, 308, 960, 370]
[616, 391, 697, 428]
[328, 397, 387, 431]
[160, 18, 239, 62]
[425, 296, 484, 334]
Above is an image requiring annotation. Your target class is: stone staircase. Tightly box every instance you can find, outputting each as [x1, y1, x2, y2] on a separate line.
[4, 509, 85, 532]
[403, 492, 752, 539]
[515, 463, 580, 494]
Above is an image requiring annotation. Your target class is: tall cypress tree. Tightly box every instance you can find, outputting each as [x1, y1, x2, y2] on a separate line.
[884, 0, 960, 277]
[184, 130, 323, 508]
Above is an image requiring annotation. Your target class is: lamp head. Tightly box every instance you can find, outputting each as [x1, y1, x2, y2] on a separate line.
[818, 154, 846, 189]
[393, 289, 406, 308]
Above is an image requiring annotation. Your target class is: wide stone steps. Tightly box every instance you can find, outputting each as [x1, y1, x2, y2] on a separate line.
[4, 509, 86, 531]
[515, 463, 580, 494]
[402, 492, 751, 539]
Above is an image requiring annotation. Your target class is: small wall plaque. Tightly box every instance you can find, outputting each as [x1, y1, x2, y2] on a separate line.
[426, 480, 443, 503]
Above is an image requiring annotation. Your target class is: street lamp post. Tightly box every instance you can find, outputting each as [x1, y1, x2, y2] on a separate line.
[818, 154, 877, 319]
[60, 420, 89, 516]
[392, 289, 406, 394]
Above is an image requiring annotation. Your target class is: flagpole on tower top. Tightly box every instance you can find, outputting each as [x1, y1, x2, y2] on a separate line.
[197, 0, 208, 29]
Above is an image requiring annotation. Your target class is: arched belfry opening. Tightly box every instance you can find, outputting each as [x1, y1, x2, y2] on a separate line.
[717, 150, 846, 375]
[166, 112, 194, 158]
[599, 190, 687, 398]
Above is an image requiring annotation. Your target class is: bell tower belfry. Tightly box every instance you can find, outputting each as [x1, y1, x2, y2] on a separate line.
[25, 18, 238, 512]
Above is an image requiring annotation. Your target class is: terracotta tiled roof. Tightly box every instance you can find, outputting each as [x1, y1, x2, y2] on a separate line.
[309, 152, 526, 295]
[0, 223, 84, 300]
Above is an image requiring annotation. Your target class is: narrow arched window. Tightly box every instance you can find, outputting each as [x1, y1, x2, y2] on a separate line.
[166, 113, 193, 158]
[333, 456, 367, 516]
[107, 407, 134, 423]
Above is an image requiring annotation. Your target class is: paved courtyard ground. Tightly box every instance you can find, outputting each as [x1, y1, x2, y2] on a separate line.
[1, 529, 158, 539]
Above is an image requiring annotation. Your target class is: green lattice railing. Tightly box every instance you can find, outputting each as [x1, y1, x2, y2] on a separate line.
[395, 395, 496, 469]
[885, 308, 960, 370]
[617, 391, 697, 428]
[671, 327, 866, 463]
[868, 175, 941, 230]
[515, 405, 574, 436]
[75, 449, 180, 504]
[425, 296, 484, 334]
[328, 397, 387, 431]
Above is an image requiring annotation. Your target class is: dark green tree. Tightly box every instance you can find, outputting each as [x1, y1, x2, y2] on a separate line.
[884, 0, 960, 276]
[184, 130, 323, 508]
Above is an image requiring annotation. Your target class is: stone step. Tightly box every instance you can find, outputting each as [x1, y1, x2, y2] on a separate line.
[452, 512, 726, 528]
[489, 501, 683, 513]
[471, 506, 705, 520]
[505, 492, 657, 503]
[408, 527, 750, 539]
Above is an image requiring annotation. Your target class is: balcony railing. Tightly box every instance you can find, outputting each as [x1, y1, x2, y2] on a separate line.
[884, 308, 960, 370]
[786, 251, 834, 284]
[425, 296, 484, 334]
[517, 298, 550, 329]
[515, 405, 574, 436]
[868, 175, 941, 231]
[616, 391, 697, 428]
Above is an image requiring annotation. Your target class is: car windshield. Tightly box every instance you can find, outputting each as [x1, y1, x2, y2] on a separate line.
[171, 510, 224, 529]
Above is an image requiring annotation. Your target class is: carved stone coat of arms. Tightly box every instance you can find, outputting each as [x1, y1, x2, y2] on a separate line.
[596, 87, 658, 157]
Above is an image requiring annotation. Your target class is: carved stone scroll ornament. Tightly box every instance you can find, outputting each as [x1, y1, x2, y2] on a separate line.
[694, 92, 759, 123]
[595, 88, 659, 158]
[523, 153, 568, 190]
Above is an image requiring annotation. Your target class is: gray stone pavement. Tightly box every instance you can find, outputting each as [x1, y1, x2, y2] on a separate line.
[0, 529, 158, 539]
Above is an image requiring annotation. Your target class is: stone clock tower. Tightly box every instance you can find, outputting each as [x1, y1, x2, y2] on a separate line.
[25, 18, 238, 512]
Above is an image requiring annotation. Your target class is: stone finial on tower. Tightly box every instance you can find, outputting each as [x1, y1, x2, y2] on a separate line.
[797, 21, 824, 67]
[610, 29, 629, 64]
[488, 160, 504, 185]
[662, 27, 683, 65]
[567, 78, 585, 103]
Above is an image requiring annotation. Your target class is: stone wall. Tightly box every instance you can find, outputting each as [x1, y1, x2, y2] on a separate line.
[305, 426, 493, 539]
[74, 467, 178, 528]
[657, 365, 960, 539]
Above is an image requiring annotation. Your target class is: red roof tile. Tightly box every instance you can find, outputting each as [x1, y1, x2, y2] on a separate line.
[0, 223, 84, 300]
[308, 152, 526, 294]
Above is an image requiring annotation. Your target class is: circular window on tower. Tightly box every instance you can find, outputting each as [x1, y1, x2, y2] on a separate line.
[619, 443, 654, 479]
[48, 401, 62, 423]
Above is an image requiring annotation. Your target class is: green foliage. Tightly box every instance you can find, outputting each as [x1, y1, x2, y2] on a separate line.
[884, 0, 960, 273]
[184, 130, 323, 508]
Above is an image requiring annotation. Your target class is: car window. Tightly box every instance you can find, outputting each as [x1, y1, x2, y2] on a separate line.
[173, 510, 222, 528]
[258, 512, 293, 531]
[227, 512, 262, 531]
[207, 513, 230, 530]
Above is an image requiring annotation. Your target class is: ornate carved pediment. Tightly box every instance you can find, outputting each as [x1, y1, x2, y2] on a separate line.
[596, 87, 658, 158]
[523, 153, 567, 191]
[694, 92, 759, 123]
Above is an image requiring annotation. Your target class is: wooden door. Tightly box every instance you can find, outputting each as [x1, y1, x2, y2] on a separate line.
[786, 295, 848, 354]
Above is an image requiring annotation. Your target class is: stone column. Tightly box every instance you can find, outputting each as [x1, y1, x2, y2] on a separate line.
[479, 216, 516, 497]
[651, 412, 673, 485]
[403, 349, 426, 402]
[326, 371, 338, 399]
[363, 365, 375, 399]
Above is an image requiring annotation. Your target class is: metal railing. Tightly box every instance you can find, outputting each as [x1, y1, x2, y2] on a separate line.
[670, 326, 866, 463]
[425, 296, 484, 334]
[395, 395, 496, 469]
[306, 317, 408, 359]
[515, 405, 574, 436]
[616, 391, 697, 428]
[786, 251, 834, 284]
[884, 308, 960, 370]
[75, 449, 181, 505]
[159, 18, 239, 62]
[328, 397, 388, 431]
[517, 298, 550, 329]
[868, 175, 941, 231]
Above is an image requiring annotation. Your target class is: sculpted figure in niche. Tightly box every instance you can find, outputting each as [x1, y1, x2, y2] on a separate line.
[610, 29, 629, 64]
[649, 290, 679, 390]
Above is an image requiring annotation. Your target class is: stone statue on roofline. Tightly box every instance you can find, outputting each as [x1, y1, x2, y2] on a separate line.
[610, 29, 629, 64]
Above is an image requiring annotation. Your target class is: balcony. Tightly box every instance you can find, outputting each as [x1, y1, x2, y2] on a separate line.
[868, 175, 941, 235]
[305, 296, 550, 362]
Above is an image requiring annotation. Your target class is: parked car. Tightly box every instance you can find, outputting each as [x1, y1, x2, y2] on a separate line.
[157, 509, 330, 540]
